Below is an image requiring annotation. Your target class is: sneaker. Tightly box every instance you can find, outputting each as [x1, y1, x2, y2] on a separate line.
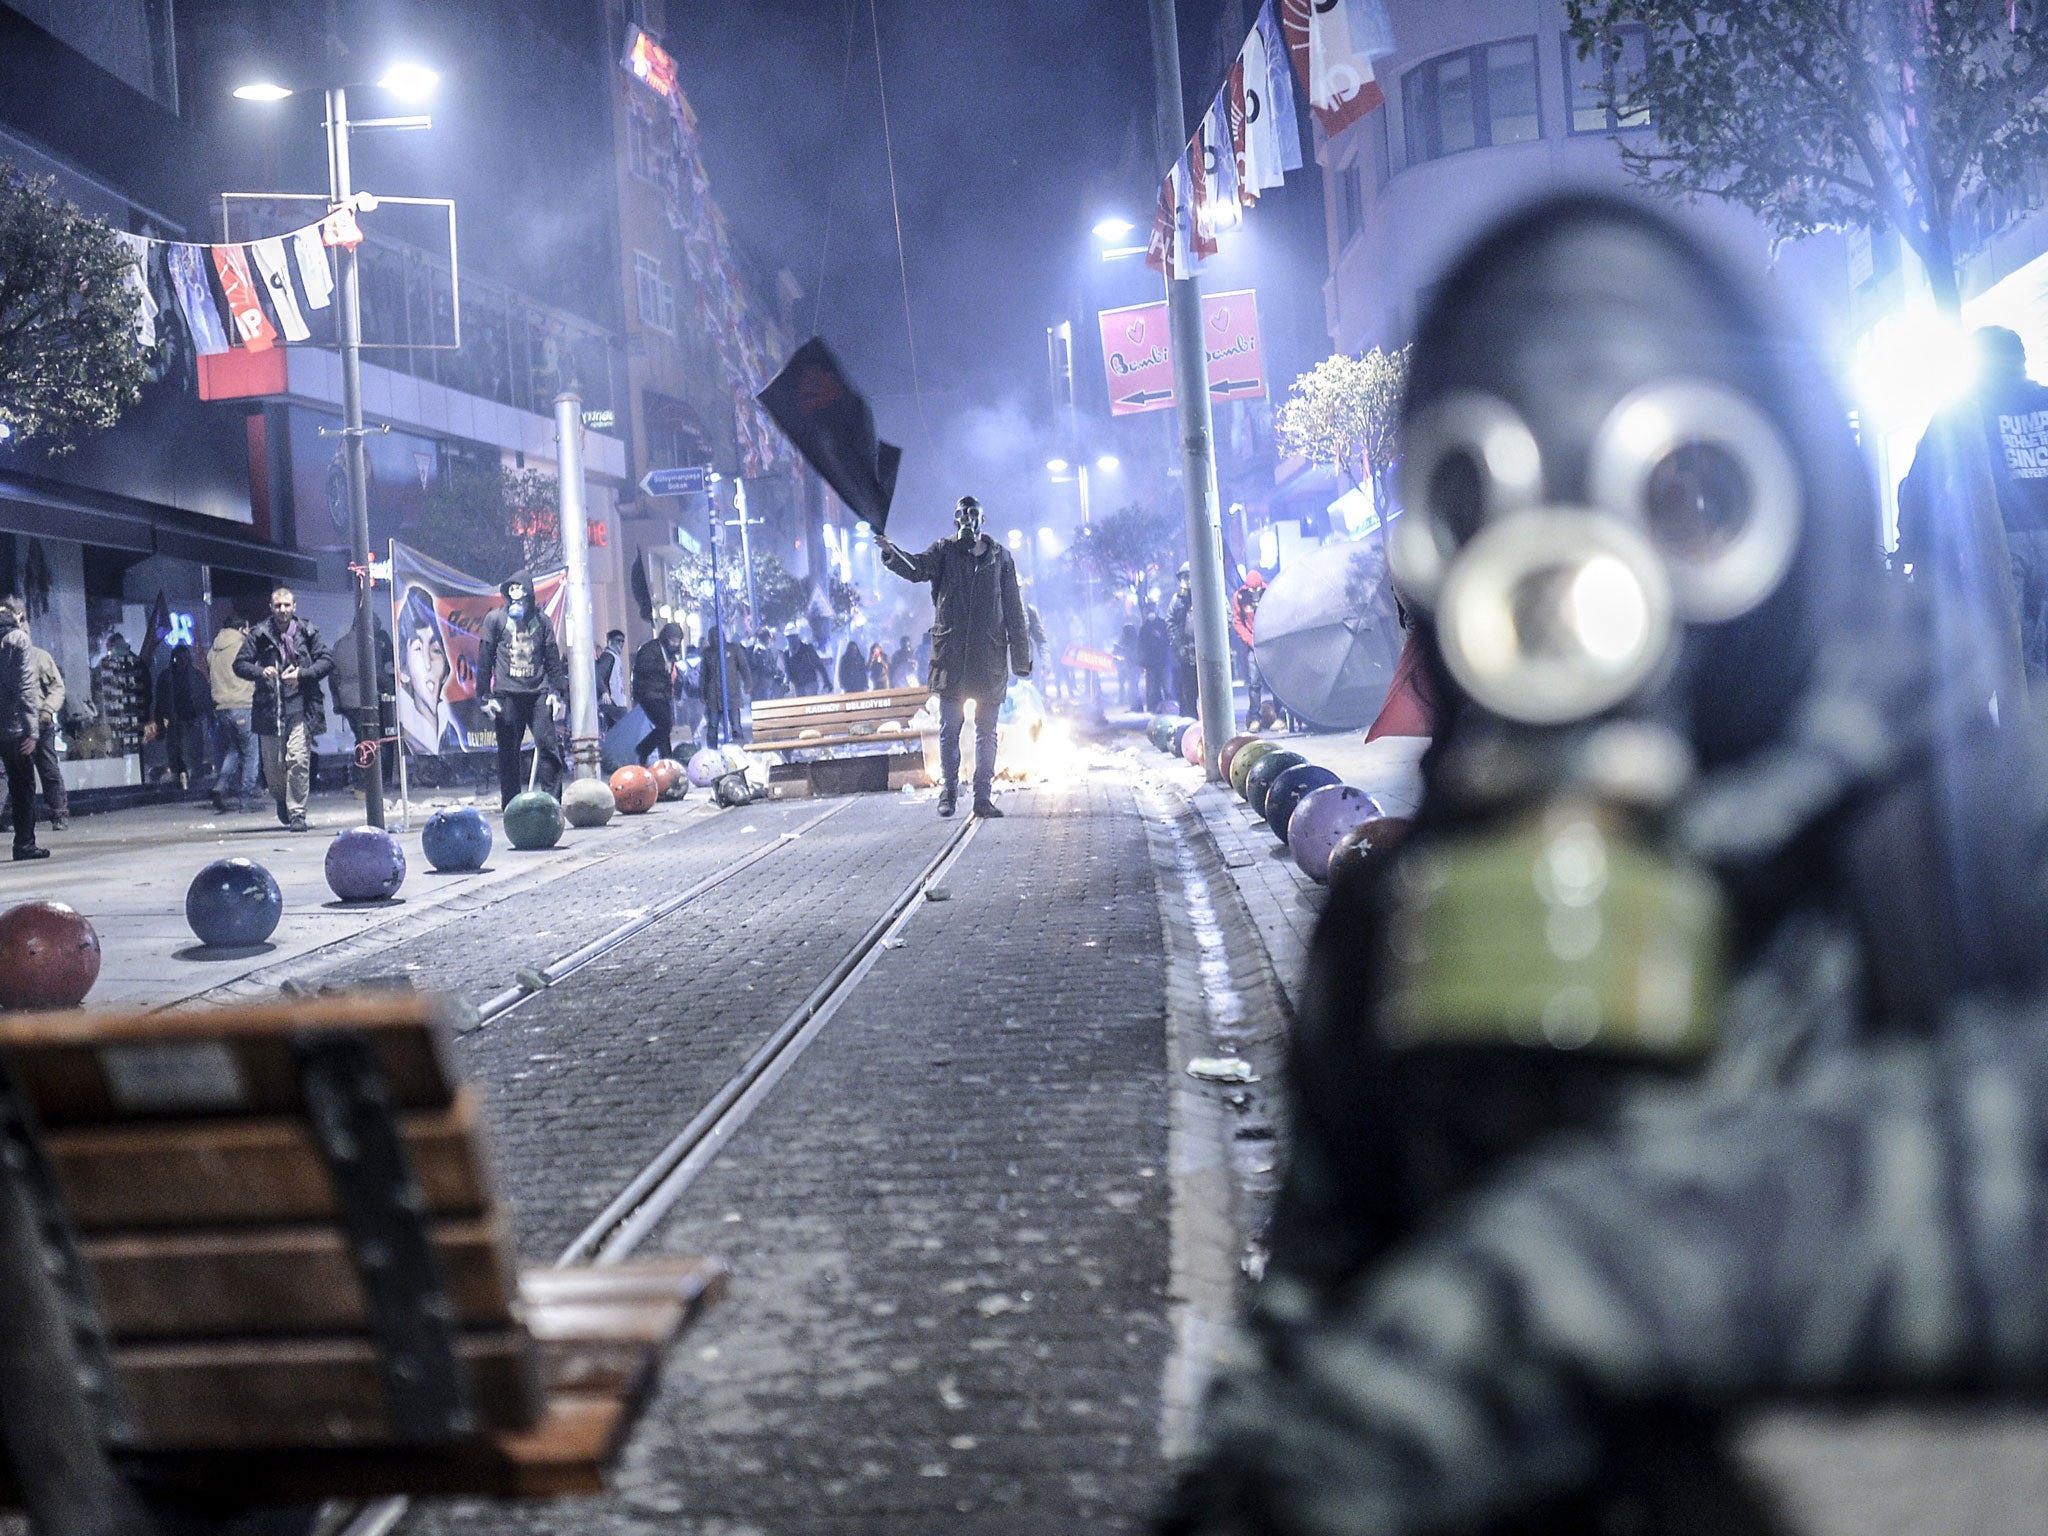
[276, 800, 291, 827]
[937, 785, 957, 818]
[11, 844, 49, 862]
[288, 812, 309, 833]
[973, 799, 1004, 819]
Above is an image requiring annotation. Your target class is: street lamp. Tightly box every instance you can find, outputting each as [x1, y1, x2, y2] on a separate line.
[235, 64, 439, 830]
[1094, 211, 1148, 264]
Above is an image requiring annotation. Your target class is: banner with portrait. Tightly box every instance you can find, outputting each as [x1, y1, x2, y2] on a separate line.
[389, 542, 567, 756]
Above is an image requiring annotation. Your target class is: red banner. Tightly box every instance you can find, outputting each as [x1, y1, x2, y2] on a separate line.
[1097, 289, 1266, 417]
[1061, 644, 1118, 676]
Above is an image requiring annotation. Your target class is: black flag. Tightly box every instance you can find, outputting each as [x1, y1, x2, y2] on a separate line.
[756, 337, 901, 536]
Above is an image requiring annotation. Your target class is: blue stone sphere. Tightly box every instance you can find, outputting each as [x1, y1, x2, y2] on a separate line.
[421, 806, 493, 872]
[1265, 763, 1343, 841]
[185, 858, 282, 948]
[686, 747, 726, 788]
[325, 826, 408, 902]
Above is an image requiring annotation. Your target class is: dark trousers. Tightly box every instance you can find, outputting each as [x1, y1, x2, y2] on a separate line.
[1143, 664, 1167, 711]
[938, 694, 999, 803]
[635, 699, 674, 763]
[29, 729, 65, 821]
[494, 692, 564, 807]
[1, 739, 36, 849]
[1172, 658, 1198, 717]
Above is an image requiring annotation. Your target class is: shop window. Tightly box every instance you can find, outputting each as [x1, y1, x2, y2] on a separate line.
[1402, 36, 1542, 167]
[1338, 161, 1366, 247]
[634, 252, 675, 336]
[1564, 26, 1651, 134]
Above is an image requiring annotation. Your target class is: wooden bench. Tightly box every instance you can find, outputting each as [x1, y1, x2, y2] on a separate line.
[0, 993, 724, 1521]
[750, 686, 933, 797]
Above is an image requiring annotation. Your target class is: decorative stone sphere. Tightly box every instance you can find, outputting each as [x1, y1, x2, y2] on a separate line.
[503, 789, 565, 850]
[651, 759, 687, 799]
[0, 901, 102, 1009]
[562, 777, 617, 827]
[185, 859, 283, 947]
[420, 807, 492, 872]
[1181, 725, 1206, 767]
[1229, 740, 1282, 799]
[325, 826, 407, 903]
[1288, 785, 1383, 883]
[1217, 735, 1260, 781]
[608, 765, 659, 815]
[687, 748, 725, 787]
[1244, 750, 1307, 819]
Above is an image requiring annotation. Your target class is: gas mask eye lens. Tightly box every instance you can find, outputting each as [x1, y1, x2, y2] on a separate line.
[1394, 393, 1544, 609]
[1645, 441, 1750, 561]
[1590, 381, 1801, 623]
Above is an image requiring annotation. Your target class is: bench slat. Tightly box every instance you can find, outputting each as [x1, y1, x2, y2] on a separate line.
[48, 1089, 492, 1229]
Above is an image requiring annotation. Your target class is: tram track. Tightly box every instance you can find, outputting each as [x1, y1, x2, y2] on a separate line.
[335, 806, 981, 1536]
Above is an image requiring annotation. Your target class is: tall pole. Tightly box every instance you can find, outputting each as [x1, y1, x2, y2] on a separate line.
[1147, 0, 1237, 778]
[554, 392, 601, 780]
[709, 479, 735, 745]
[327, 85, 386, 825]
[730, 479, 760, 632]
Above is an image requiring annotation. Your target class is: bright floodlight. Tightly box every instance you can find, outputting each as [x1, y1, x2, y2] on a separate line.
[1007, 529, 1025, 549]
[233, 80, 294, 101]
[1095, 454, 1120, 472]
[1046, 457, 1070, 474]
[1093, 217, 1136, 240]
[1850, 309, 1974, 428]
[377, 62, 441, 100]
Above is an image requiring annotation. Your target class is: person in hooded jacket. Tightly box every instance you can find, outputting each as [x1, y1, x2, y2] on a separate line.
[233, 587, 333, 831]
[0, 596, 45, 859]
[784, 625, 827, 696]
[699, 624, 751, 749]
[474, 570, 568, 807]
[836, 636, 867, 695]
[632, 623, 684, 763]
[876, 495, 1031, 818]
[1167, 194, 2048, 1536]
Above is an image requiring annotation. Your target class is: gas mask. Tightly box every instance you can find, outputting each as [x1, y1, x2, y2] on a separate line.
[505, 582, 529, 619]
[955, 497, 984, 542]
[1374, 196, 1847, 1072]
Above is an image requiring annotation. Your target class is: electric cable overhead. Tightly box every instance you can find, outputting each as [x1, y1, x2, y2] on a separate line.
[868, 0, 934, 453]
[811, 0, 862, 337]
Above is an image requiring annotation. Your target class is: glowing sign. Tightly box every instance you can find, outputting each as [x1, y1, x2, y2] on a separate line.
[623, 26, 677, 99]
[167, 612, 195, 647]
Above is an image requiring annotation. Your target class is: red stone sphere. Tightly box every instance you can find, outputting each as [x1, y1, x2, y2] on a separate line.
[1217, 735, 1260, 782]
[608, 764, 660, 815]
[0, 901, 103, 1010]
[650, 759, 686, 799]
[1325, 817, 1413, 895]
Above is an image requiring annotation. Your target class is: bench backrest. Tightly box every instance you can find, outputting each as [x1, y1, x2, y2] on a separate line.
[0, 994, 535, 1452]
[751, 685, 928, 745]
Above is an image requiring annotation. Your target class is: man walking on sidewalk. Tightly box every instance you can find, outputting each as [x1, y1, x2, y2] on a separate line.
[0, 597, 47, 860]
[475, 570, 567, 808]
[234, 587, 333, 832]
[23, 622, 68, 830]
[632, 623, 684, 764]
[208, 614, 259, 812]
[876, 495, 1031, 819]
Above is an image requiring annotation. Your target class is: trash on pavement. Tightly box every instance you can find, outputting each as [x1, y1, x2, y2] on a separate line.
[1186, 1056, 1259, 1083]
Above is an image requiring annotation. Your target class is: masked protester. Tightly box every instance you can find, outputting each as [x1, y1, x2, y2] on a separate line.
[632, 622, 685, 764]
[1166, 194, 2048, 1536]
[1166, 564, 1198, 715]
[877, 496, 1031, 818]
[475, 571, 567, 807]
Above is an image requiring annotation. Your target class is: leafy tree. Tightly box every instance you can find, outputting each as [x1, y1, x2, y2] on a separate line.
[675, 550, 808, 633]
[413, 461, 562, 578]
[1565, 0, 2048, 689]
[1276, 346, 1410, 531]
[1564, 0, 2048, 313]
[1068, 502, 1187, 606]
[0, 166, 150, 449]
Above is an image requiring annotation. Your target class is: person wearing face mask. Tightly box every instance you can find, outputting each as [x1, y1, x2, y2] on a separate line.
[475, 570, 568, 808]
[632, 622, 685, 764]
[1166, 563, 1199, 716]
[233, 587, 333, 832]
[1166, 194, 2048, 1536]
[876, 495, 1032, 818]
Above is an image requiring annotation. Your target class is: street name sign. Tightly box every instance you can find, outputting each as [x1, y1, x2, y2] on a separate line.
[1095, 289, 1267, 417]
[641, 465, 711, 498]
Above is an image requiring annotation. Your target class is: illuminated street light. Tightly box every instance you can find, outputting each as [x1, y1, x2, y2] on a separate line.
[1095, 454, 1120, 472]
[1046, 457, 1070, 474]
[1007, 528, 1025, 550]
[231, 79, 293, 101]
[1093, 216, 1136, 241]
[377, 62, 441, 100]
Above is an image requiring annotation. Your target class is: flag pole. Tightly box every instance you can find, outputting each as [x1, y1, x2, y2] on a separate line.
[1148, 0, 1238, 778]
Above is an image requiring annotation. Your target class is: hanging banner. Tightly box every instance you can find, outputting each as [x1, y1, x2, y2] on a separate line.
[388, 541, 567, 756]
[1097, 290, 1267, 416]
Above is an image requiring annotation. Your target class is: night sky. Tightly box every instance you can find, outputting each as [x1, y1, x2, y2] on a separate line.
[659, 0, 1324, 549]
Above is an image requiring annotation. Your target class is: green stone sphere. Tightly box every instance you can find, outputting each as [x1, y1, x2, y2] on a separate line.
[503, 790, 566, 849]
[1230, 739, 1282, 799]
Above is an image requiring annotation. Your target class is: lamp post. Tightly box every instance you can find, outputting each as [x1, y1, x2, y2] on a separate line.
[235, 63, 439, 829]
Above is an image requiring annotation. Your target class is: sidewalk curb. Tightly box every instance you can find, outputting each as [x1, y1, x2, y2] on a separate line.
[1135, 760, 1296, 1465]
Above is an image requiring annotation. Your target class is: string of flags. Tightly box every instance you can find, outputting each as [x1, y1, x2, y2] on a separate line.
[1148, 0, 1396, 281]
[105, 201, 362, 359]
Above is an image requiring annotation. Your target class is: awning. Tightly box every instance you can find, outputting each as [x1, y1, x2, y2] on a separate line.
[0, 469, 317, 584]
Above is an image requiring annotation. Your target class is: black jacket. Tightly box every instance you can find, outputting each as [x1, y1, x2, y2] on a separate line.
[836, 641, 866, 694]
[1167, 587, 1197, 666]
[476, 607, 567, 699]
[785, 639, 827, 696]
[700, 636, 750, 713]
[879, 534, 1030, 701]
[631, 637, 678, 709]
[233, 618, 335, 737]
[0, 610, 34, 741]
